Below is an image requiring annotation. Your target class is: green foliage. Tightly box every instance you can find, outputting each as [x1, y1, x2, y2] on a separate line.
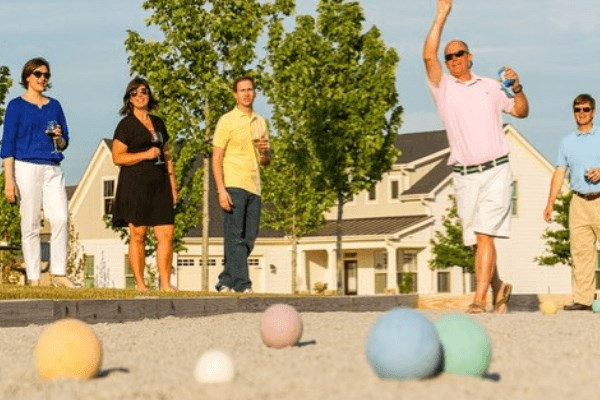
[0, 66, 17, 243]
[121, 0, 293, 264]
[265, 0, 402, 201]
[398, 273, 416, 294]
[0, 177, 21, 249]
[429, 194, 475, 273]
[0, 65, 12, 126]
[536, 192, 572, 267]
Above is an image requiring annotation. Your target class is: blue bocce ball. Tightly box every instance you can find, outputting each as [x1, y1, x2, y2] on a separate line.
[366, 308, 443, 380]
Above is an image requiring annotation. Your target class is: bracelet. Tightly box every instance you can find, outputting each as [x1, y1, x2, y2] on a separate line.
[513, 84, 523, 94]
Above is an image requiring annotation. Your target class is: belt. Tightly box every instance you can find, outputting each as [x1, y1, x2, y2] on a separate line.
[452, 155, 509, 175]
[574, 191, 600, 201]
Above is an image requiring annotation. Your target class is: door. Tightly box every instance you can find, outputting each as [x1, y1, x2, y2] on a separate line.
[344, 260, 358, 295]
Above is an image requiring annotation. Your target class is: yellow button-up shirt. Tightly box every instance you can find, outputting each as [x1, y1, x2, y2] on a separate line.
[213, 107, 269, 195]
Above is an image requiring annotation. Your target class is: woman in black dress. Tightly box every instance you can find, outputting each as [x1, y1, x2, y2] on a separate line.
[111, 77, 178, 291]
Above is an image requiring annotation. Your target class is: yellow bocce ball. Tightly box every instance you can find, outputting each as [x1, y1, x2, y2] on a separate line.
[34, 318, 103, 380]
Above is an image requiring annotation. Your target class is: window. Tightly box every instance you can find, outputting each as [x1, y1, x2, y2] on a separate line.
[374, 251, 387, 294]
[177, 258, 195, 267]
[511, 180, 518, 216]
[103, 179, 115, 215]
[84, 255, 94, 288]
[437, 271, 451, 293]
[367, 186, 377, 202]
[249, 258, 260, 267]
[397, 250, 418, 293]
[390, 180, 399, 200]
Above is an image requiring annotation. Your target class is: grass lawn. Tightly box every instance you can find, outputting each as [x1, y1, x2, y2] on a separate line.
[0, 285, 225, 300]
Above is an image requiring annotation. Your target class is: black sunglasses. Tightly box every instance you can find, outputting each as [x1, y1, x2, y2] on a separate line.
[574, 107, 593, 113]
[129, 88, 149, 97]
[444, 50, 468, 62]
[31, 70, 51, 79]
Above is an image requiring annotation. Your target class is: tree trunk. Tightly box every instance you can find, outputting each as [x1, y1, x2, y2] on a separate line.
[201, 158, 210, 291]
[291, 235, 297, 294]
[336, 194, 344, 295]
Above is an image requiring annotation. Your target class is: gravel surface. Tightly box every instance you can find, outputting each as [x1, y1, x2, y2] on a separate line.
[1, 309, 600, 400]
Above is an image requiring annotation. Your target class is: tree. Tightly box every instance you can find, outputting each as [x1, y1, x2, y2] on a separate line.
[0, 66, 19, 247]
[429, 194, 475, 273]
[264, 0, 402, 293]
[0, 65, 11, 126]
[122, 0, 293, 290]
[536, 192, 572, 267]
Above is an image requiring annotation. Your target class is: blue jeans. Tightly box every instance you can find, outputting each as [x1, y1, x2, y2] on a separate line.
[217, 187, 261, 292]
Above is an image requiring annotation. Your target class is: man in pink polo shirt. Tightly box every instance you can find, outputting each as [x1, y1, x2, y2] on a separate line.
[423, 0, 529, 313]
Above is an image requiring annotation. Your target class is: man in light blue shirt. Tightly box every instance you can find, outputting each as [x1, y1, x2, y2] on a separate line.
[544, 93, 600, 311]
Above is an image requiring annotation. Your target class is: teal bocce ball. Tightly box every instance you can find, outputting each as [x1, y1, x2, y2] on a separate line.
[366, 308, 443, 380]
[435, 314, 492, 376]
[592, 299, 600, 313]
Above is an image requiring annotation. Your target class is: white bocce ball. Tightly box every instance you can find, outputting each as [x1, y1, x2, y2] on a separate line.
[194, 349, 235, 383]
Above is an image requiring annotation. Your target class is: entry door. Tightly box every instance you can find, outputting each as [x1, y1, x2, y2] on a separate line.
[344, 260, 358, 295]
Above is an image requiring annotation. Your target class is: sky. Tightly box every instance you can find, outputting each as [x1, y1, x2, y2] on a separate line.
[2, 0, 600, 185]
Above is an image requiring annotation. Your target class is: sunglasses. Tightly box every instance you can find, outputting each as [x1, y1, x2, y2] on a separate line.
[31, 70, 51, 79]
[444, 50, 468, 62]
[129, 88, 149, 97]
[574, 107, 593, 113]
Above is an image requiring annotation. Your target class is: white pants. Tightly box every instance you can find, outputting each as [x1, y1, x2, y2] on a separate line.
[15, 160, 68, 280]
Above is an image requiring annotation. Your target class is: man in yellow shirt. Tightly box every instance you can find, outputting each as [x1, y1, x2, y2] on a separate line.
[212, 76, 271, 293]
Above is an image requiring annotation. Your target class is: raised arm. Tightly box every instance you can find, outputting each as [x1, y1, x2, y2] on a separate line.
[423, 0, 452, 87]
[501, 66, 529, 118]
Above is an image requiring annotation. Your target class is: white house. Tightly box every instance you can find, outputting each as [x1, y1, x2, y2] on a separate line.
[68, 124, 580, 295]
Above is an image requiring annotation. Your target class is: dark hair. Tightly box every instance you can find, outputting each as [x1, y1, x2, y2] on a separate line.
[573, 93, 596, 110]
[119, 77, 159, 116]
[20, 57, 51, 89]
[233, 76, 255, 92]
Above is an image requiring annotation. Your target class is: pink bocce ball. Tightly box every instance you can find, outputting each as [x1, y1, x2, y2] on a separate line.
[260, 304, 303, 348]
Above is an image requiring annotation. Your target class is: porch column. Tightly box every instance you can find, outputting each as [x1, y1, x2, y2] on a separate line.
[386, 246, 398, 293]
[328, 248, 338, 292]
[297, 249, 307, 293]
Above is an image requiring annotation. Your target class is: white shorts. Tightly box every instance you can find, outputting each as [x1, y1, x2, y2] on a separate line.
[453, 163, 513, 246]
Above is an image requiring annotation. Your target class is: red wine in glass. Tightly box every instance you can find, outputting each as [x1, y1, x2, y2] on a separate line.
[46, 120, 59, 154]
[151, 131, 164, 165]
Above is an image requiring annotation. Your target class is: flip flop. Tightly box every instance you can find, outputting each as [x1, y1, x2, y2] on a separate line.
[466, 303, 487, 314]
[494, 283, 512, 313]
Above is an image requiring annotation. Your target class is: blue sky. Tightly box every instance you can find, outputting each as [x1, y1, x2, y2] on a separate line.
[2, 0, 600, 185]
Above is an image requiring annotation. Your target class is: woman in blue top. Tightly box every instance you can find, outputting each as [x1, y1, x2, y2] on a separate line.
[1, 57, 77, 288]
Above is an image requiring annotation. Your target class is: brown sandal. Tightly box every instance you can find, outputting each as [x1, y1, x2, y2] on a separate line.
[466, 303, 487, 314]
[493, 283, 513, 313]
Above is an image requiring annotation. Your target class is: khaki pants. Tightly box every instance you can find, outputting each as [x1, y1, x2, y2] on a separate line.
[569, 195, 600, 305]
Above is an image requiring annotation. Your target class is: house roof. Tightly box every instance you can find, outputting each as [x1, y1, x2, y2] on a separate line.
[66, 185, 77, 200]
[402, 154, 452, 196]
[304, 215, 432, 237]
[395, 130, 449, 163]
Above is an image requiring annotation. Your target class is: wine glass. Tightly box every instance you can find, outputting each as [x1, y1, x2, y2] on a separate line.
[151, 131, 164, 165]
[46, 120, 59, 154]
[252, 123, 267, 157]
